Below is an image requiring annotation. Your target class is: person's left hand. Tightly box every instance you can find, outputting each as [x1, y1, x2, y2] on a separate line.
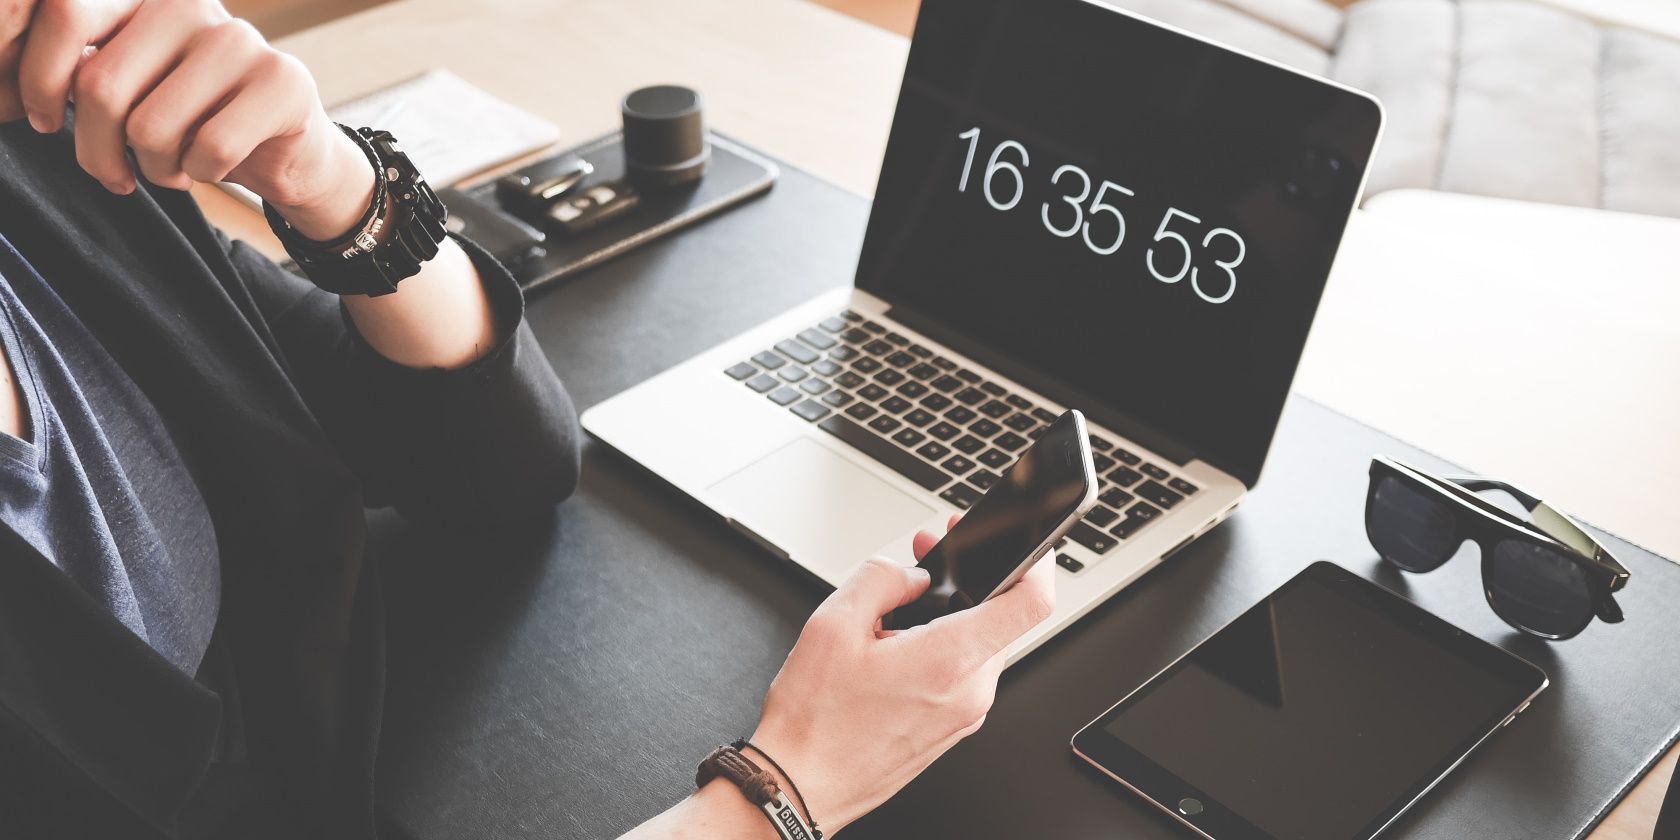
[2, 0, 372, 238]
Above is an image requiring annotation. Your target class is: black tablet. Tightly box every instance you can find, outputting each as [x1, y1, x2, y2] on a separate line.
[1072, 562, 1547, 840]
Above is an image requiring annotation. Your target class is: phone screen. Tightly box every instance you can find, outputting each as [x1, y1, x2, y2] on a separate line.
[888, 411, 1094, 628]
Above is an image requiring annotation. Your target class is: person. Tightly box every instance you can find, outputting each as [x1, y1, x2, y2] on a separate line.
[0, 1, 1056, 837]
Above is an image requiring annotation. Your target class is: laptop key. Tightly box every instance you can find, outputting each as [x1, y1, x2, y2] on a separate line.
[1085, 505, 1120, 527]
[768, 386, 801, 406]
[977, 449, 1011, 469]
[993, 432, 1028, 452]
[1099, 488, 1134, 509]
[1056, 553, 1085, 573]
[752, 350, 786, 370]
[908, 344, 933, 358]
[1006, 395, 1033, 410]
[845, 403, 877, 421]
[1169, 477, 1200, 496]
[812, 359, 842, 377]
[1004, 413, 1036, 432]
[968, 469, 999, 490]
[927, 422, 960, 441]
[798, 329, 837, 351]
[861, 320, 886, 334]
[897, 381, 929, 399]
[840, 309, 863, 322]
[955, 369, 981, 383]
[931, 375, 964, 393]
[776, 340, 819, 365]
[880, 396, 913, 414]
[917, 442, 951, 462]
[858, 384, 888, 401]
[1112, 447, 1141, 465]
[952, 435, 985, 455]
[1032, 407, 1059, 424]
[904, 409, 936, 428]
[821, 391, 854, 408]
[1066, 523, 1117, 554]
[853, 356, 883, 373]
[1128, 501, 1162, 521]
[830, 345, 860, 362]
[979, 400, 1011, 419]
[931, 356, 957, 370]
[886, 351, 917, 368]
[1135, 480, 1183, 509]
[980, 381, 1006, 396]
[745, 374, 778, 393]
[874, 369, 906, 386]
[818, 415, 948, 491]
[839, 328, 871, 345]
[955, 388, 987, 406]
[778, 366, 809, 382]
[818, 317, 849, 333]
[863, 339, 894, 355]
[1088, 434, 1112, 451]
[726, 362, 757, 380]
[868, 415, 902, 434]
[945, 406, 978, 424]
[1140, 462, 1170, 480]
[885, 331, 910, 346]
[790, 399, 830, 422]
[893, 428, 927, 448]
[970, 419, 1001, 438]
[800, 379, 832, 395]
[921, 393, 953, 412]
[940, 483, 981, 509]
[1092, 454, 1115, 473]
[835, 371, 866, 389]
[1108, 466, 1143, 486]
[941, 455, 976, 476]
[908, 363, 940, 380]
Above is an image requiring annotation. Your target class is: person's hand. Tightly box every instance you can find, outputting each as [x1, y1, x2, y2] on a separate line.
[747, 516, 1056, 834]
[1, 0, 372, 239]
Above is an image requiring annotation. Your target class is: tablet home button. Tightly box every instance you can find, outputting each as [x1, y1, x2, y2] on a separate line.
[1179, 797, 1205, 816]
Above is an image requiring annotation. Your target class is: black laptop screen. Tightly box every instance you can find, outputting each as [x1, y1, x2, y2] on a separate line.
[854, 0, 1381, 486]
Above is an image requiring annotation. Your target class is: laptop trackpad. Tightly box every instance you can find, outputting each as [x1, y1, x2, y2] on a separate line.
[709, 438, 934, 580]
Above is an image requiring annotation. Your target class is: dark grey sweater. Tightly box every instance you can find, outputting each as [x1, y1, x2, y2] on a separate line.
[0, 121, 582, 839]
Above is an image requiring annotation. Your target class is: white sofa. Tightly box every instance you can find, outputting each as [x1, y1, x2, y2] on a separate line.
[1111, 0, 1680, 218]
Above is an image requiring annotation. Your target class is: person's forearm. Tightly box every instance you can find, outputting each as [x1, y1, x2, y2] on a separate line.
[622, 779, 779, 840]
[268, 124, 500, 370]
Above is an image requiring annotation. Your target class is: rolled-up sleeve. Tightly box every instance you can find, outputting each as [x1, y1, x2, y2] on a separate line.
[223, 233, 582, 527]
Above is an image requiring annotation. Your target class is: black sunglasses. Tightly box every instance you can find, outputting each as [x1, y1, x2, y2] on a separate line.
[1364, 456, 1630, 640]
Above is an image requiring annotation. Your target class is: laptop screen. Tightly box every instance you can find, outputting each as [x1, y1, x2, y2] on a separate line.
[855, 0, 1381, 487]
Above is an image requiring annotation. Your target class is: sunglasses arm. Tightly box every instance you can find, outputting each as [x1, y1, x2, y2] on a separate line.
[1449, 476, 1633, 593]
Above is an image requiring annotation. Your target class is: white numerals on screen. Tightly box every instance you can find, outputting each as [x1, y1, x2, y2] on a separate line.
[956, 128, 1244, 304]
[1084, 180, 1133, 256]
[959, 128, 1029, 210]
[1147, 208, 1201, 284]
[1194, 228, 1245, 304]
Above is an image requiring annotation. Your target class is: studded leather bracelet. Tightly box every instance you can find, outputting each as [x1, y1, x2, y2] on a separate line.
[696, 739, 822, 840]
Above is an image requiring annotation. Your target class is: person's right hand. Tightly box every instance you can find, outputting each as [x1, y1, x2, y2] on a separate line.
[748, 516, 1057, 834]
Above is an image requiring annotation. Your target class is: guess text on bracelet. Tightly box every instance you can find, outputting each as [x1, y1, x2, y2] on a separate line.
[696, 742, 822, 840]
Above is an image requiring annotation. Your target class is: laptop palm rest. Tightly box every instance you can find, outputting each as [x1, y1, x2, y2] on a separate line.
[709, 438, 934, 582]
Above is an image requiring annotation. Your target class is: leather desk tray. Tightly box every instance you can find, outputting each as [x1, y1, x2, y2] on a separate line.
[369, 145, 1680, 840]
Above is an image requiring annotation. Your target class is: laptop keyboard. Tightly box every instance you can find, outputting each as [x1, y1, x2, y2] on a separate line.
[725, 310, 1202, 573]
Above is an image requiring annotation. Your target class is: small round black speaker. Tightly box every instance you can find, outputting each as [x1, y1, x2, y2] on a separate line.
[621, 85, 709, 189]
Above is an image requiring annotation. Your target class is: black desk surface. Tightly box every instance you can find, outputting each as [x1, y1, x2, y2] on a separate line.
[374, 158, 1680, 839]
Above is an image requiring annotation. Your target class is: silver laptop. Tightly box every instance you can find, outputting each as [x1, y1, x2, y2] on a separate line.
[583, 0, 1383, 661]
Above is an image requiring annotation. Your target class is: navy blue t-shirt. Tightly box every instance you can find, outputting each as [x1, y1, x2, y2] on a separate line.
[0, 235, 219, 675]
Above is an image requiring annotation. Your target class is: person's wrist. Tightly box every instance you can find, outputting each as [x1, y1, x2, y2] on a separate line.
[748, 723, 846, 834]
[263, 116, 378, 241]
[692, 777, 781, 840]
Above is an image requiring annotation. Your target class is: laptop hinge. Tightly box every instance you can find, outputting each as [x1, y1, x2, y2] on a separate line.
[882, 304, 1197, 468]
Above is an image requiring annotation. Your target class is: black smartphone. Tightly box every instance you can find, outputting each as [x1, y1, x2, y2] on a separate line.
[885, 410, 1098, 630]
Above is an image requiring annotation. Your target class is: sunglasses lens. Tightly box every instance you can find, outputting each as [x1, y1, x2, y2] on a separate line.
[1368, 476, 1459, 572]
[1488, 540, 1595, 638]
